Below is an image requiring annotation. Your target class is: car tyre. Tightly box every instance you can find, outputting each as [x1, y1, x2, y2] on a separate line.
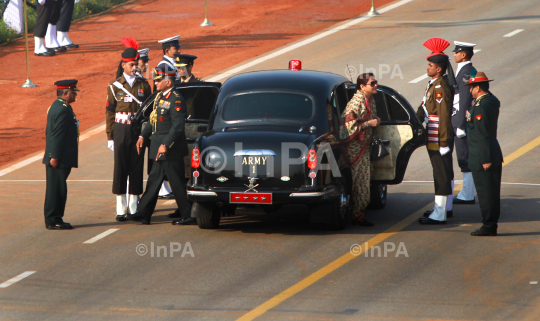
[194, 202, 221, 229]
[326, 184, 349, 230]
[367, 183, 387, 209]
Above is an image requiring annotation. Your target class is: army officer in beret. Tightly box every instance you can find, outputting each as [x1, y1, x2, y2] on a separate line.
[465, 71, 503, 236]
[43, 80, 80, 230]
[174, 54, 202, 83]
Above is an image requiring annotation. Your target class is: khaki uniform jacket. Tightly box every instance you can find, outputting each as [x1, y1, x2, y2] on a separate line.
[417, 77, 453, 149]
[106, 74, 152, 140]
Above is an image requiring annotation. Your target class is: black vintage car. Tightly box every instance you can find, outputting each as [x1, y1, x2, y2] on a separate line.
[135, 62, 427, 230]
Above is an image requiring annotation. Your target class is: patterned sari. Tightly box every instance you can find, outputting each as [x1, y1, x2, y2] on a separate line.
[339, 90, 377, 223]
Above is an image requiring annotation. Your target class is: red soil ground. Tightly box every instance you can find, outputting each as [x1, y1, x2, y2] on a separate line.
[0, 0, 392, 168]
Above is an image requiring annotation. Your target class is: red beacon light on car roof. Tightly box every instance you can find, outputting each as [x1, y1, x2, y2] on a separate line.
[289, 60, 302, 71]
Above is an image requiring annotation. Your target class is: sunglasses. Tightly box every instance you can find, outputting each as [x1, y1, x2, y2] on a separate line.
[367, 80, 378, 86]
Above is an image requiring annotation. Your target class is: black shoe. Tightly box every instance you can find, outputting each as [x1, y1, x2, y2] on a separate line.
[126, 212, 145, 221]
[64, 43, 79, 49]
[139, 217, 151, 225]
[116, 214, 127, 222]
[34, 51, 55, 57]
[172, 217, 196, 225]
[419, 217, 446, 225]
[126, 212, 151, 224]
[167, 210, 182, 218]
[423, 210, 452, 218]
[453, 197, 475, 204]
[46, 222, 73, 230]
[471, 228, 497, 236]
[47, 46, 67, 52]
[423, 210, 433, 217]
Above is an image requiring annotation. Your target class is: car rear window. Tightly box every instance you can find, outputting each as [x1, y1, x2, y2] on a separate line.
[222, 92, 314, 121]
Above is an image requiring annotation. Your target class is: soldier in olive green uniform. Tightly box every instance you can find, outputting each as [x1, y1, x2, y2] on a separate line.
[43, 80, 80, 230]
[126, 67, 193, 225]
[106, 46, 152, 221]
[464, 72, 503, 236]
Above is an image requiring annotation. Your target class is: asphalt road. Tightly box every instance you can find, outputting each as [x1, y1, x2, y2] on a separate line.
[1, 0, 540, 320]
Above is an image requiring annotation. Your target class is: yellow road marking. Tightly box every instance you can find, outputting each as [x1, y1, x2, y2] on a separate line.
[239, 134, 540, 320]
[236, 210, 423, 321]
[454, 134, 540, 193]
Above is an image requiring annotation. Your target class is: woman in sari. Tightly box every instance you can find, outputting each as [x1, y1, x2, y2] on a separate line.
[340, 73, 381, 226]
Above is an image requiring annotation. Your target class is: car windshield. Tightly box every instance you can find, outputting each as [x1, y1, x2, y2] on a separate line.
[222, 92, 314, 122]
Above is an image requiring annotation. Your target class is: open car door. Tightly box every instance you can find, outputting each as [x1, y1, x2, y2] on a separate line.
[133, 82, 221, 178]
[175, 82, 221, 177]
[343, 83, 426, 185]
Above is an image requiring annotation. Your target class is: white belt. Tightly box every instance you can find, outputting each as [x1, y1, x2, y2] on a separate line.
[115, 112, 135, 125]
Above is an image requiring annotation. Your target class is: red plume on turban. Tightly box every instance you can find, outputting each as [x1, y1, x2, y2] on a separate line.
[423, 38, 449, 59]
[121, 36, 139, 50]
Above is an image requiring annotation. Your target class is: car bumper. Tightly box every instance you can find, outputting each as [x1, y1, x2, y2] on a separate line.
[187, 186, 340, 204]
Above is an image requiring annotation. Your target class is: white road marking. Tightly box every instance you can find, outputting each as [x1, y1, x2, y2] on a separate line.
[0, 0, 417, 177]
[0, 155, 43, 178]
[503, 29, 524, 37]
[500, 182, 540, 186]
[403, 181, 540, 186]
[83, 229, 119, 244]
[79, 124, 106, 142]
[0, 180, 146, 182]
[205, 0, 415, 82]
[409, 74, 429, 84]
[0, 125, 106, 178]
[530, 281, 538, 285]
[0, 271, 36, 288]
[163, 200, 176, 205]
[473, 49, 481, 53]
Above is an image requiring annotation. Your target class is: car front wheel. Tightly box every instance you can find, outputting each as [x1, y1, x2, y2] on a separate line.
[326, 184, 350, 230]
[368, 183, 387, 209]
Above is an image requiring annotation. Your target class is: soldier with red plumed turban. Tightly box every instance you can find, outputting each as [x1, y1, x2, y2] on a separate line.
[106, 37, 152, 221]
[417, 38, 455, 225]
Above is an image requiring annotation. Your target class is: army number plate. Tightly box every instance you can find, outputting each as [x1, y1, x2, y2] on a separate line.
[230, 192, 272, 204]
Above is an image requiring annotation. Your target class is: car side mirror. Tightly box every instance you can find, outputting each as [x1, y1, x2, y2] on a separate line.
[197, 125, 208, 133]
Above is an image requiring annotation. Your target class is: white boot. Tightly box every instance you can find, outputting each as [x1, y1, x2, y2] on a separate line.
[159, 181, 172, 196]
[429, 195, 448, 221]
[34, 37, 47, 54]
[456, 172, 476, 201]
[116, 195, 127, 215]
[128, 194, 139, 214]
[57, 31, 73, 46]
[446, 179, 454, 212]
[45, 24, 61, 48]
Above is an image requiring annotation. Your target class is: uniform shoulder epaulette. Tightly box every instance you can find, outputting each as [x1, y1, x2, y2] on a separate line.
[109, 76, 123, 85]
